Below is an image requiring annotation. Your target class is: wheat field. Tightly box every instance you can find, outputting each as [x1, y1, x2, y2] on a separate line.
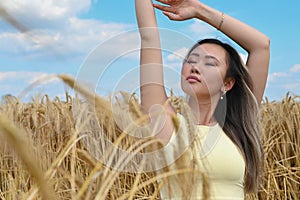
[0, 75, 299, 200]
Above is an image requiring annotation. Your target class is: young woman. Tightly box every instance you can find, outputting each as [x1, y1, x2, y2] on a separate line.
[135, 0, 270, 198]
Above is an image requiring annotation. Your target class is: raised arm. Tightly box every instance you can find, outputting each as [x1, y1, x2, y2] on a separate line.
[135, 0, 175, 143]
[154, 0, 270, 103]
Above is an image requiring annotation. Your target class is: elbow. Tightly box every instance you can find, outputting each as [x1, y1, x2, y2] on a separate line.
[252, 36, 270, 55]
[247, 36, 270, 54]
[262, 36, 271, 51]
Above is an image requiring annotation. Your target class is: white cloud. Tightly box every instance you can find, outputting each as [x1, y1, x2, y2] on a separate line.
[283, 81, 300, 90]
[265, 64, 300, 100]
[0, 0, 135, 60]
[0, 21, 135, 59]
[166, 47, 189, 62]
[163, 47, 189, 72]
[188, 20, 216, 37]
[0, 71, 59, 85]
[0, 71, 72, 100]
[290, 64, 300, 73]
[268, 72, 289, 82]
[1, 0, 90, 22]
[268, 63, 300, 83]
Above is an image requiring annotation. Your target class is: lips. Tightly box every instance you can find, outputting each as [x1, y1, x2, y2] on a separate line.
[186, 75, 201, 83]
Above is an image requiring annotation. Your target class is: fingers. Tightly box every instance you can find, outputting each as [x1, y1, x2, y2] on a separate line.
[155, 0, 184, 6]
[153, 1, 183, 21]
[162, 11, 181, 21]
[153, 3, 181, 21]
[153, 3, 173, 13]
[154, 0, 170, 6]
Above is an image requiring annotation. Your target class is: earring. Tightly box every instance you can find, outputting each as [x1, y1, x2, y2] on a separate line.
[220, 90, 227, 100]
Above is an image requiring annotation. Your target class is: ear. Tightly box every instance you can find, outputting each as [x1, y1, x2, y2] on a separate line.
[224, 77, 236, 91]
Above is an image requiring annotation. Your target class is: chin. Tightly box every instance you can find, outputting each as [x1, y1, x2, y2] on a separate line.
[182, 87, 198, 98]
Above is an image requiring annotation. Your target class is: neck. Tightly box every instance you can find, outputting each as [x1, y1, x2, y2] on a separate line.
[188, 95, 220, 126]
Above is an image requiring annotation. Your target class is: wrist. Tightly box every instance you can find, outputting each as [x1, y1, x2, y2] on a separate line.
[195, 3, 223, 30]
[194, 2, 209, 21]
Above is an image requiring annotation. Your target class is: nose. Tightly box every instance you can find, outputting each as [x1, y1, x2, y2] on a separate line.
[190, 65, 200, 75]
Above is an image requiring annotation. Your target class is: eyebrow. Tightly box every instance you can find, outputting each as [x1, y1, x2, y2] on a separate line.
[190, 53, 200, 57]
[204, 55, 220, 64]
[189, 53, 221, 63]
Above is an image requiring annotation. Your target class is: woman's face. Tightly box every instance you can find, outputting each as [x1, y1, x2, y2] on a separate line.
[181, 43, 229, 100]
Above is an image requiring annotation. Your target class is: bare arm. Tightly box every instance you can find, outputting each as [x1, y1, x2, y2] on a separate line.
[197, 4, 270, 104]
[135, 0, 175, 143]
[154, 0, 270, 104]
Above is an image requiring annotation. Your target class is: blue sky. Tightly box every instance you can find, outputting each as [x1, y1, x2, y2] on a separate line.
[0, 0, 299, 101]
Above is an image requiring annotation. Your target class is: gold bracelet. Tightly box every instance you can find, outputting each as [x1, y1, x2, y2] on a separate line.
[217, 12, 224, 30]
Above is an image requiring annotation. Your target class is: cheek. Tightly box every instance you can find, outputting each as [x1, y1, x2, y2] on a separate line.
[180, 66, 186, 84]
[202, 69, 225, 90]
[180, 64, 188, 81]
[206, 72, 223, 83]
[181, 64, 187, 75]
[180, 65, 192, 92]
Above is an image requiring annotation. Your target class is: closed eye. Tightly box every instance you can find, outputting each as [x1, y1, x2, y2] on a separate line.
[205, 62, 216, 66]
[187, 60, 197, 64]
[204, 55, 220, 65]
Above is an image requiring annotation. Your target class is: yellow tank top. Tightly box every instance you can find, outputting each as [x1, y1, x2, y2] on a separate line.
[159, 114, 245, 199]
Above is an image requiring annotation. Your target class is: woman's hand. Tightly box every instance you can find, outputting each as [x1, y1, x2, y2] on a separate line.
[153, 0, 201, 21]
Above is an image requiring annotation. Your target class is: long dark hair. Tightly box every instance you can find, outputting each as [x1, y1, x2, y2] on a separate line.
[185, 38, 263, 193]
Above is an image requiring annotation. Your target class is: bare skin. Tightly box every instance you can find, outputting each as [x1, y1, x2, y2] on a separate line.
[135, 0, 270, 144]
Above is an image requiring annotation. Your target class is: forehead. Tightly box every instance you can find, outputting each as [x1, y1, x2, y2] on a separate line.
[190, 43, 227, 63]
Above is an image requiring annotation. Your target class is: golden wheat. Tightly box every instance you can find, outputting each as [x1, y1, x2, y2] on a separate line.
[0, 77, 299, 199]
